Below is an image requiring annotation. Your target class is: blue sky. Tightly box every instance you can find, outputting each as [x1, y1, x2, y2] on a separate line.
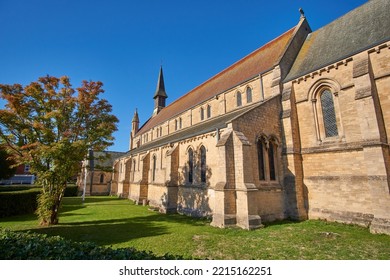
[0, 0, 367, 152]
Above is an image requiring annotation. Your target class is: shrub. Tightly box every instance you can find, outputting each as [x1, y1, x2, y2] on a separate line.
[0, 188, 40, 218]
[64, 185, 78, 197]
[0, 229, 185, 260]
[0, 184, 78, 218]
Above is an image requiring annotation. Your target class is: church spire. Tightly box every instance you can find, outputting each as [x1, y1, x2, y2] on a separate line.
[153, 66, 168, 116]
[132, 108, 139, 124]
[130, 109, 139, 150]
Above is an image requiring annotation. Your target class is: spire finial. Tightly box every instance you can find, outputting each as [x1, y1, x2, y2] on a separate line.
[299, 8, 305, 19]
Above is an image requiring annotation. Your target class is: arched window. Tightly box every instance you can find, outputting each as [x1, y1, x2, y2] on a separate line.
[179, 117, 182, 129]
[188, 148, 194, 183]
[207, 105, 211, 118]
[200, 146, 206, 183]
[237, 91, 242, 107]
[175, 119, 178, 130]
[131, 159, 136, 182]
[320, 89, 338, 137]
[99, 174, 105, 183]
[257, 136, 278, 182]
[246, 87, 252, 103]
[268, 142, 276, 180]
[152, 155, 157, 182]
[200, 107, 205, 121]
[310, 80, 343, 143]
[257, 139, 265, 180]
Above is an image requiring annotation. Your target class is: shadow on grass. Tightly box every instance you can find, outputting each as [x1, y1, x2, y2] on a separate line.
[23, 197, 210, 247]
[26, 216, 170, 247]
[81, 196, 121, 204]
[59, 196, 122, 214]
[0, 213, 38, 223]
[262, 219, 302, 228]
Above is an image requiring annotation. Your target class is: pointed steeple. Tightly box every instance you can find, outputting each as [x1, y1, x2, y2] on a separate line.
[153, 66, 168, 116]
[130, 109, 139, 150]
[132, 108, 139, 124]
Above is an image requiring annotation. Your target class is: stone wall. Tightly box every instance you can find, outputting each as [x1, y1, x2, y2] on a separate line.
[283, 44, 390, 234]
[177, 186, 214, 218]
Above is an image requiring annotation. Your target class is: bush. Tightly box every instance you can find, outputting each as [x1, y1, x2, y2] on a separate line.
[0, 188, 40, 218]
[0, 229, 185, 260]
[64, 185, 78, 197]
[0, 184, 78, 218]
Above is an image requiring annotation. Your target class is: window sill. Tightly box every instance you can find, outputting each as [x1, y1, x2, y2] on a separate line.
[258, 181, 282, 190]
[318, 135, 345, 145]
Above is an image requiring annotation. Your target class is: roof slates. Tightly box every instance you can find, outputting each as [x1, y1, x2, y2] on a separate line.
[137, 27, 296, 135]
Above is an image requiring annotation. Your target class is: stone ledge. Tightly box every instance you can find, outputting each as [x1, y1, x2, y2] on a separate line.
[284, 140, 388, 155]
[305, 175, 387, 181]
[310, 208, 374, 228]
[370, 217, 390, 235]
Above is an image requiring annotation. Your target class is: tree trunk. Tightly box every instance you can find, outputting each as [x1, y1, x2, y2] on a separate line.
[37, 184, 66, 226]
[49, 191, 64, 225]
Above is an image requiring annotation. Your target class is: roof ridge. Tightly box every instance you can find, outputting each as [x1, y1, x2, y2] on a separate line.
[163, 26, 297, 110]
[310, 0, 373, 35]
[136, 25, 297, 136]
[284, 0, 390, 82]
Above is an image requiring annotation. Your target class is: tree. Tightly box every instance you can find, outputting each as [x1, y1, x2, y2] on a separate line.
[0, 76, 118, 225]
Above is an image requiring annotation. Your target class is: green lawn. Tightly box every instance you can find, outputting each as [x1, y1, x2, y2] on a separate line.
[1, 196, 389, 260]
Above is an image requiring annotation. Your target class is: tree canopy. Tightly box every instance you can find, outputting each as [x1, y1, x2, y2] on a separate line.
[0, 75, 118, 225]
[0, 146, 16, 180]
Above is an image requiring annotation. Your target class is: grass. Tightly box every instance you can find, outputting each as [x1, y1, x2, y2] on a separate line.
[0, 196, 389, 260]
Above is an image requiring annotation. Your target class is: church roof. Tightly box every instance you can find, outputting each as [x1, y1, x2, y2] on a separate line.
[131, 100, 267, 155]
[92, 151, 126, 169]
[285, 0, 390, 82]
[136, 26, 297, 136]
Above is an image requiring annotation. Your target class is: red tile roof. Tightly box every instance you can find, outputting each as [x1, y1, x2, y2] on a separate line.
[137, 26, 296, 136]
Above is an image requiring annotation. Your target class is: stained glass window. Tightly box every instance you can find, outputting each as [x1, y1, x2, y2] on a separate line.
[320, 89, 338, 137]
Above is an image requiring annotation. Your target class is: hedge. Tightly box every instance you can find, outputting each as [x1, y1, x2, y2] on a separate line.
[0, 188, 40, 218]
[64, 185, 78, 197]
[0, 184, 79, 218]
[0, 229, 185, 260]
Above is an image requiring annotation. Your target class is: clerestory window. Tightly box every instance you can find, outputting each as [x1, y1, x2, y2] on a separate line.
[237, 91, 242, 107]
[200, 107, 205, 121]
[246, 87, 252, 103]
[207, 105, 211, 118]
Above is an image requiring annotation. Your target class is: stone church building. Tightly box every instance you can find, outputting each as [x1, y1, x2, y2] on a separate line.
[109, 0, 390, 234]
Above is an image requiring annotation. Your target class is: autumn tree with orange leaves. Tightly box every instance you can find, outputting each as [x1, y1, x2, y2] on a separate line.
[0, 76, 118, 225]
